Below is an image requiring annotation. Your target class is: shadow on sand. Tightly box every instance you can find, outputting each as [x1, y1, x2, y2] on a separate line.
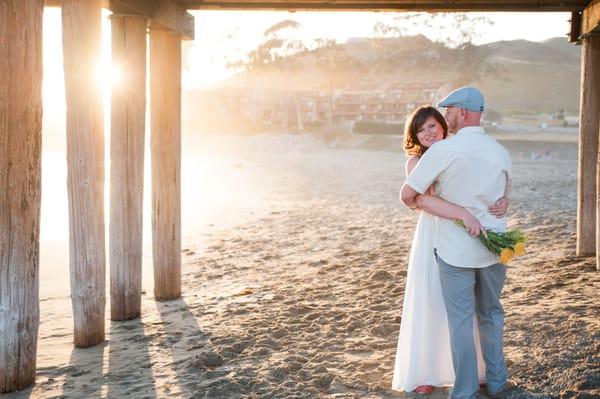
[53, 318, 158, 398]
[60, 341, 108, 397]
[155, 297, 228, 398]
[106, 318, 158, 399]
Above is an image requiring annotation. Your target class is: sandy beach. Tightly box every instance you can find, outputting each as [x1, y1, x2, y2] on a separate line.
[3, 131, 599, 399]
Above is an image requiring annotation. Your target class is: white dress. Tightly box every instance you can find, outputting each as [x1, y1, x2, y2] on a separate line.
[392, 212, 486, 392]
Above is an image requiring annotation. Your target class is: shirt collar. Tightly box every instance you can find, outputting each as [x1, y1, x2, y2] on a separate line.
[456, 126, 486, 136]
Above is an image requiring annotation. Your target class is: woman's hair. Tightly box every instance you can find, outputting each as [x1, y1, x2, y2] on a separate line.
[403, 105, 448, 156]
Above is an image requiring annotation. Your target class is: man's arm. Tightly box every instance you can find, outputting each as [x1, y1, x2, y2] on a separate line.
[401, 143, 446, 207]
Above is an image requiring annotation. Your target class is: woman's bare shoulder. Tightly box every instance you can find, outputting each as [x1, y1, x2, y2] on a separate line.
[405, 155, 420, 175]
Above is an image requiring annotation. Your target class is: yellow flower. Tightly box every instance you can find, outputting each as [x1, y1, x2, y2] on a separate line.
[514, 242, 525, 256]
[500, 248, 514, 264]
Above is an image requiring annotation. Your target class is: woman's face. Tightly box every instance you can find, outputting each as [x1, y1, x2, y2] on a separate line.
[416, 116, 445, 148]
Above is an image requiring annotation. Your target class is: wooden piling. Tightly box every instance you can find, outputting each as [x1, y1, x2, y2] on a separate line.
[110, 15, 147, 321]
[150, 30, 182, 300]
[62, 0, 106, 347]
[585, 34, 600, 270]
[0, 0, 43, 392]
[578, 33, 600, 257]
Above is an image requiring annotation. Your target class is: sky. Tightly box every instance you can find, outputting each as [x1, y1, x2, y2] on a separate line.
[42, 8, 572, 96]
[185, 11, 572, 88]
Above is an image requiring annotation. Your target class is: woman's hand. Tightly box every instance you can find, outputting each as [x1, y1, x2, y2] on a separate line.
[488, 196, 509, 218]
[460, 210, 485, 237]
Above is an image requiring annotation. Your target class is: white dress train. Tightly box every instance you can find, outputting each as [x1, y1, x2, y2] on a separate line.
[392, 212, 486, 392]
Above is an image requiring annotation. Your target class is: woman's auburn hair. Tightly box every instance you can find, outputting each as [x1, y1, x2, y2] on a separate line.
[403, 105, 448, 157]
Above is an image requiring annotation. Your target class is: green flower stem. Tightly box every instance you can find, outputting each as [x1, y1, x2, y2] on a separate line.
[454, 220, 526, 256]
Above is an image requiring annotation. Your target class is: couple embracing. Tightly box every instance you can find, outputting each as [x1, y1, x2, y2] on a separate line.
[393, 87, 514, 399]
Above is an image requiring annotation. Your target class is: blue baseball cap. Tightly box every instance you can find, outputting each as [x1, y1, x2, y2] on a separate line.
[437, 86, 485, 112]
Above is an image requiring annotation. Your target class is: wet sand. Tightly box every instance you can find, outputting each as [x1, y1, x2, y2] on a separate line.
[4, 132, 599, 399]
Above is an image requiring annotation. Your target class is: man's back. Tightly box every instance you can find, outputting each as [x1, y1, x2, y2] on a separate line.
[406, 126, 511, 268]
[434, 127, 510, 230]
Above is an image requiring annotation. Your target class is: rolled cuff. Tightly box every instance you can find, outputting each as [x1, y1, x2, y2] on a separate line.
[404, 178, 427, 195]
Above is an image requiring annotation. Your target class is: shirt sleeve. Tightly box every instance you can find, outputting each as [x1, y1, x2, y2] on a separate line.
[504, 152, 513, 196]
[405, 145, 451, 194]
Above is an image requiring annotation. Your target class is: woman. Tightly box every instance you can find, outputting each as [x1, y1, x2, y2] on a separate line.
[391, 106, 508, 394]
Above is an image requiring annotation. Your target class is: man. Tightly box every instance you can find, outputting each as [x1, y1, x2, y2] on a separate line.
[400, 87, 513, 399]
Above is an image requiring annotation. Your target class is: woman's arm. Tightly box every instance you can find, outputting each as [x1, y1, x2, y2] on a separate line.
[399, 156, 422, 209]
[415, 194, 484, 237]
[405, 155, 419, 176]
[488, 173, 511, 217]
[488, 196, 509, 217]
[403, 155, 488, 236]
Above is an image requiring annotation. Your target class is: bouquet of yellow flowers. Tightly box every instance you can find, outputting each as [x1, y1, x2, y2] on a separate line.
[455, 221, 526, 264]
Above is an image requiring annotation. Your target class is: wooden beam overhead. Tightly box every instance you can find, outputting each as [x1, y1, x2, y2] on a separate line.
[107, 0, 194, 40]
[570, 10, 582, 42]
[46, 0, 588, 12]
[179, 0, 587, 12]
[582, 0, 600, 36]
[44, 0, 194, 39]
[109, 0, 194, 40]
[151, 1, 195, 40]
[108, 0, 160, 15]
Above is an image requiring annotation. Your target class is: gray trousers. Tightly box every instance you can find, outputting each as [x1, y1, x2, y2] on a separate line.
[435, 251, 507, 399]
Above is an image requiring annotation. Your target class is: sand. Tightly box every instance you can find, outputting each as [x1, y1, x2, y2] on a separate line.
[3, 131, 599, 399]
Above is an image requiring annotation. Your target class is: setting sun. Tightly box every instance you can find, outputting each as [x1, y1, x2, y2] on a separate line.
[96, 63, 122, 91]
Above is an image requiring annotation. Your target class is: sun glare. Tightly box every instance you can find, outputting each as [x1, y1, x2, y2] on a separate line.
[96, 63, 122, 92]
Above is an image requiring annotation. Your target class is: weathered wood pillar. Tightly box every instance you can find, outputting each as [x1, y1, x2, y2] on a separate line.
[578, 34, 600, 257]
[0, 0, 43, 393]
[577, 32, 600, 255]
[150, 30, 182, 300]
[587, 33, 600, 270]
[597, 116, 600, 271]
[62, 0, 106, 347]
[110, 15, 147, 320]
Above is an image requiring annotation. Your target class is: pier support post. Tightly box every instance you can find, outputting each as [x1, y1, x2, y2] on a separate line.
[150, 29, 182, 300]
[578, 34, 600, 257]
[110, 15, 148, 320]
[0, 0, 43, 392]
[585, 33, 600, 270]
[62, 0, 106, 347]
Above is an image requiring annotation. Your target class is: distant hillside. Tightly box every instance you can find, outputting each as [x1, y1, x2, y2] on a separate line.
[478, 38, 580, 113]
[541, 37, 581, 58]
[482, 39, 578, 64]
[205, 36, 581, 114]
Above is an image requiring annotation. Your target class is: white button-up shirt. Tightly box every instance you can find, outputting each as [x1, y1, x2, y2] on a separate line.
[405, 126, 512, 268]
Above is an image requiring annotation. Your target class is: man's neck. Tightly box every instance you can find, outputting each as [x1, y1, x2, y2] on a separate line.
[458, 122, 481, 129]
[456, 125, 484, 135]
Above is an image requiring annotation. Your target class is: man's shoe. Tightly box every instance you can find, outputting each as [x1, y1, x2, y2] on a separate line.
[486, 381, 515, 399]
